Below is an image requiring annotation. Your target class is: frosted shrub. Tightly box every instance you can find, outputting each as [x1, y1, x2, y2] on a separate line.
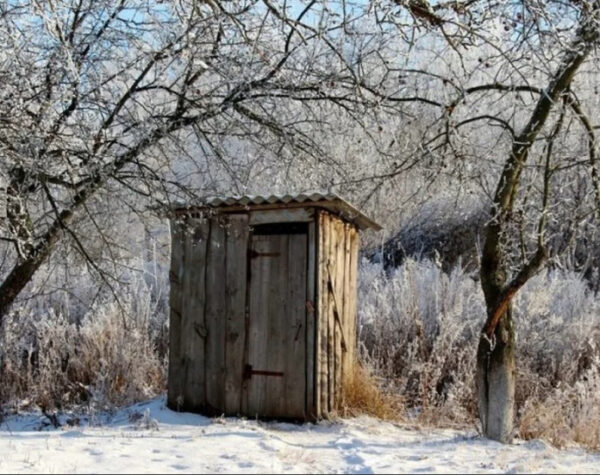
[514, 271, 600, 448]
[358, 258, 483, 425]
[358, 258, 600, 446]
[2, 251, 599, 448]
[0, 275, 167, 411]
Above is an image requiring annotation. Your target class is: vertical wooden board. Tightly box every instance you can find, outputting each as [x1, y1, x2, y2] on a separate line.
[246, 234, 273, 416]
[264, 234, 287, 416]
[333, 218, 346, 404]
[327, 215, 337, 413]
[167, 218, 185, 408]
[224, 214, 249, 415]
[284, 232, 308, 418]
[306, 220, 316, 419]
[342, 223, 353, 380]
[240, 228, 252, 417]
[181, 218, 210, 410]
[318, 212, 330, 417]
[347, 227, 360, 372]
[205, 217, 227, 414]
[246, 229, 308, 419]
[314, 215, 321, 418]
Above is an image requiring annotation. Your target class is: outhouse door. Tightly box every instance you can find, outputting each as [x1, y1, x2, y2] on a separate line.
[244, 223, 308, 419]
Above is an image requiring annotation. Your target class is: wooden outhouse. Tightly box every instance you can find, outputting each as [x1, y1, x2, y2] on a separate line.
[167, 193, 380, 421]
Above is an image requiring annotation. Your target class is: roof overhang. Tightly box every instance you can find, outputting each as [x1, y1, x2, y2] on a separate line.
[172, 193, 381, 231]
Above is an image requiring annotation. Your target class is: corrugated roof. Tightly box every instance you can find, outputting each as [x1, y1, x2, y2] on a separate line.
[173, 192, 381, 231]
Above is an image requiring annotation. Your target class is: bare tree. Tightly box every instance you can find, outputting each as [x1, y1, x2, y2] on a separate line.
[2, 0, 600, 444]
[368, 0, 600, 441]
[0, 0, 397, 320]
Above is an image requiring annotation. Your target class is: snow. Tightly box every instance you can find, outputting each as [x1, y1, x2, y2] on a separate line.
[1, 397, 599, 474]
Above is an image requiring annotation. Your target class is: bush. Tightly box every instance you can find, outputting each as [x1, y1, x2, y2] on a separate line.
[358, 258, 600, 445]
[2, 252, 599, 449]
[0, 274, 167, 412]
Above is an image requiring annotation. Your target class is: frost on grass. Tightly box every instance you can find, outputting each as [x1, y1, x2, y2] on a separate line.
[1, 256, 599, 448]
[0, 269, 167, 413]
[357, 258, 600, 447]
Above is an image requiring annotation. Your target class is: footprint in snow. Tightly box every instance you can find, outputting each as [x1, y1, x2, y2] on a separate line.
[343, 453, 373, 474]
[84, 448, 103, 457]
[411, 467, 435, 473]
[258, 440, 279, 452]
[61, 430, 85, 438]
[171, 464, 189, 470]
[334, 437, 364, 450]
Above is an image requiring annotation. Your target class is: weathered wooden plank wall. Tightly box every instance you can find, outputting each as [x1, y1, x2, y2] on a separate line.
[169, 208, 359, 421]
[345, 225, 359, 374]
[342, 223, 352, 381]
[205, 219, 227, 413]
[285, 232, 308, 417]
[167, 219, 185, 409]
[181, 219, 210, 410]
[306, 221, 316, 418]
[335, 217, 346, 410]
[317, 212, 330, 416]
[168, 214, 250, 415]
[224, 215, 249, 414]
[315, 211, 359, 418]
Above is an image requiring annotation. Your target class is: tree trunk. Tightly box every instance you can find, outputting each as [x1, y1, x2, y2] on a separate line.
[476, 305, 515, 443]
[0, 113, 199, 324]
[0, 246, 54, 321]
[474, 11, 599, 443]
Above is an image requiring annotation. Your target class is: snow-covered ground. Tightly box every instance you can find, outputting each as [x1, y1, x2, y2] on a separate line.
[1, 397, 599, 474]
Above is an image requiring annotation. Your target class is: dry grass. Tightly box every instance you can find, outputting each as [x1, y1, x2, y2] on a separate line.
[518, 401, 572, 448]
[518, 384, 600, 450]
[337, 363, 404, 421]
[573, 409, 600, 451]
[3, 256, 600, 451]
[0, 301, 167, 411]
[358, 258, 600, 449]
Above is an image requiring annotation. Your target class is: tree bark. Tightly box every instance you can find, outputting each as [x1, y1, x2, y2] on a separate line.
[0, 227, 60, 320]
[0, 111, 203, 324]
[476, 9, 599, 442]
[476, 305, 515, 442]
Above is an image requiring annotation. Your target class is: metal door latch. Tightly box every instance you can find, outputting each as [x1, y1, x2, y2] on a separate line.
[243, 364, 284, 380]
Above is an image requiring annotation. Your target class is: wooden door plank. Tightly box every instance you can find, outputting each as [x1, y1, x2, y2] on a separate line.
[284, 232, 308, 418]
[224, 214, 249, 415]
[246, 234, 272, 416]
[264, 233, 287, 416]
